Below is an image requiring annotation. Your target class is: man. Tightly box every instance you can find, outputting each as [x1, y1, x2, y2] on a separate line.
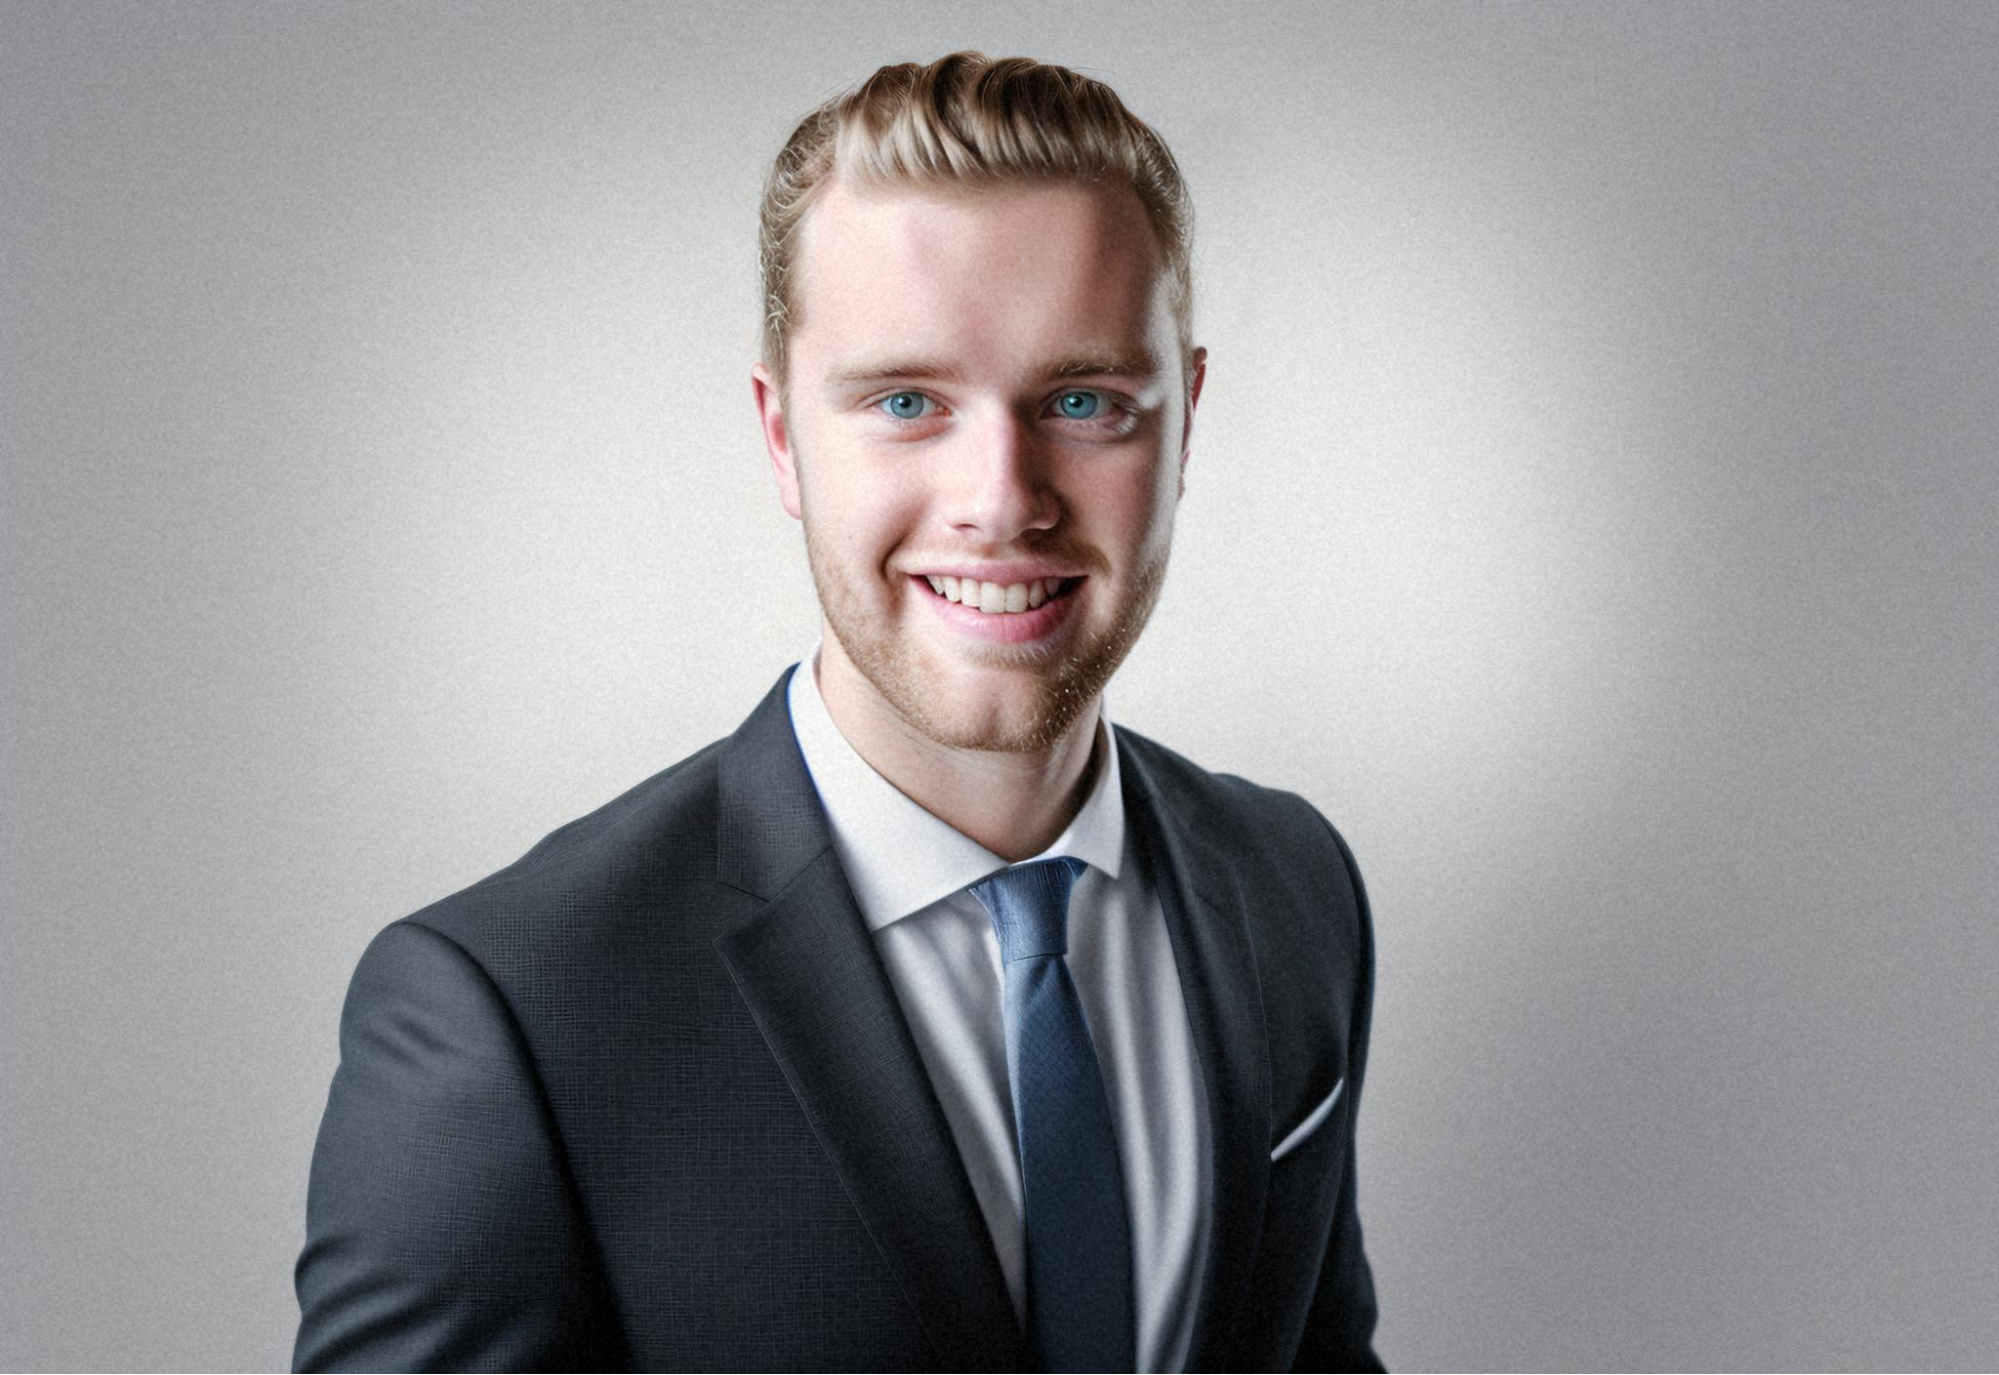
[294, 52, 1381, 1373]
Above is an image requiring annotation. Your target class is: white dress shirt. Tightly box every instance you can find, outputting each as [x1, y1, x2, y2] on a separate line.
[786, 650, 1211, 1373]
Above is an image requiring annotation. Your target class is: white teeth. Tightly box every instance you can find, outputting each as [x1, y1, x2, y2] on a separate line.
[924, 576, 1071, 614]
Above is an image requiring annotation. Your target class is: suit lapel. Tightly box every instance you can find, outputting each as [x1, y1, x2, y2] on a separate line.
[1120, 736, 1275, 1373]
[710, 671, 1030, 1372]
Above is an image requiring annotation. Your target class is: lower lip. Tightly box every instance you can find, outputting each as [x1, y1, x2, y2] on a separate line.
[912, 576, 1084, 644]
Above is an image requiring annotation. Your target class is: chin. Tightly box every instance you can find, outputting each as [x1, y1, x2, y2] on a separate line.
[832, 621, 1108, 755]
[900, 676, 1100, 755]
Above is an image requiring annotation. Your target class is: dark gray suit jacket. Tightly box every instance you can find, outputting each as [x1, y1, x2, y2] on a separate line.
[293, 667, 1382, 1371]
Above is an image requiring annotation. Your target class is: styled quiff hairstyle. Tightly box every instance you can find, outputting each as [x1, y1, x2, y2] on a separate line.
[758, 51, 1195, 389]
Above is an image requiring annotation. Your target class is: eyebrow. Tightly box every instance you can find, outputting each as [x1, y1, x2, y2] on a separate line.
[826, 348, 1166, 391]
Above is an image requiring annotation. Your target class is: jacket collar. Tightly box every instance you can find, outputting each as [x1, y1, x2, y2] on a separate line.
[710, 668, 1273, 1371]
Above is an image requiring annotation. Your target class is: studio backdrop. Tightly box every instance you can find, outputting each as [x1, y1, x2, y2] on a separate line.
[4, 2, 1995, 1369]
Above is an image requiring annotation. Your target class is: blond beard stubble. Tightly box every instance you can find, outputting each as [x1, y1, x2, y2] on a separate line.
[802, 513, 1171, 755]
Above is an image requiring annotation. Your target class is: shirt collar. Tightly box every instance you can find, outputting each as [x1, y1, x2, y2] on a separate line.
[786, 645, 1126, 934]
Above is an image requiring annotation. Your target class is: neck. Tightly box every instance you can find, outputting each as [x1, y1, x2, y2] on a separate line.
[814, 645, 1101, 864]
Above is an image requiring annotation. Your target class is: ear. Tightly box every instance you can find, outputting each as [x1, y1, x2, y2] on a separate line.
[1177, 346, 1208, 499]
[752, 362, 803, 521]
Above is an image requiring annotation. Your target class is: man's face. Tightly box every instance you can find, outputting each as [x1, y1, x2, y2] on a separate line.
[754, 177, 1204, 754]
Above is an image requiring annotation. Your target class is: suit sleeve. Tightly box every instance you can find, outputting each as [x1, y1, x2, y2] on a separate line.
[1291, 820, 1385, 1373]
[293, 919, 624, 1372]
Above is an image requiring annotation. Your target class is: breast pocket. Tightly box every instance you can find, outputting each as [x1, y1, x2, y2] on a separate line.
[1270, 1077, 1344, 1163]
[1248, 1075, 1352, 1338]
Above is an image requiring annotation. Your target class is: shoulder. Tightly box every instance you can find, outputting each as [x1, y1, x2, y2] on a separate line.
[359, 729, 749, 995]
[458, 734, 730, 898]
[1115, 725, 1366, 903]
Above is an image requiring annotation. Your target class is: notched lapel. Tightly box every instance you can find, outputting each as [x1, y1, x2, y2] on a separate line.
[711, 672, 1030, 1372]
[1120, 736, 1276, 1374]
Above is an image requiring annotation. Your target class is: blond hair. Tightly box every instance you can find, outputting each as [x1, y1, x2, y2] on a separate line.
[758, 52, 1194, 388]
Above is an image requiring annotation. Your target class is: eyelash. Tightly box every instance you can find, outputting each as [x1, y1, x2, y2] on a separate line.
[872, 389, 1136, 431]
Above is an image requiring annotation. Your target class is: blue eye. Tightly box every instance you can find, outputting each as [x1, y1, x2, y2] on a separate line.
[880, 392, 929, 421]
[871, 387, 1135, 429]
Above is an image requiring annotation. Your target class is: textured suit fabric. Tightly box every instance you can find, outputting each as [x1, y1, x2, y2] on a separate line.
[293, 667, 1383, 1372]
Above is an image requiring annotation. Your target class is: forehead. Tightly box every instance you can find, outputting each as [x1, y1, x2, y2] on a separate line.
[789, 176, 1172, 383]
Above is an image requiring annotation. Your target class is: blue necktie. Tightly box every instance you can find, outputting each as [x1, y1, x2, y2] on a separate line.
[971, 857, 1136, 1373]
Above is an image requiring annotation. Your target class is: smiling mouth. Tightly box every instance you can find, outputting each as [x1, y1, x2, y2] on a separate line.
[917, 574, 1084, 615]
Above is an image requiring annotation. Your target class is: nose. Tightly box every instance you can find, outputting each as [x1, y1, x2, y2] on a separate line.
[946, 406, 1060, 543]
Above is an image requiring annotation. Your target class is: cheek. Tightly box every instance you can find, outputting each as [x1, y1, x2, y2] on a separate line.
[1080, 459, 1181, 554]
[799, 454, 925, 559]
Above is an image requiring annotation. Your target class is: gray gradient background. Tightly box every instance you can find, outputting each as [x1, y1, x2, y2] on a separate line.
[4, 2, 1995, 1370]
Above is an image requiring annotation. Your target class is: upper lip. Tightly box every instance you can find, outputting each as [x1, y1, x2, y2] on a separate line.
[906, 564, 1087, 584]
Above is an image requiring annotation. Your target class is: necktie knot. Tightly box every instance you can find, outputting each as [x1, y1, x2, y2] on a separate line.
[970, 856, 1086, 963]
